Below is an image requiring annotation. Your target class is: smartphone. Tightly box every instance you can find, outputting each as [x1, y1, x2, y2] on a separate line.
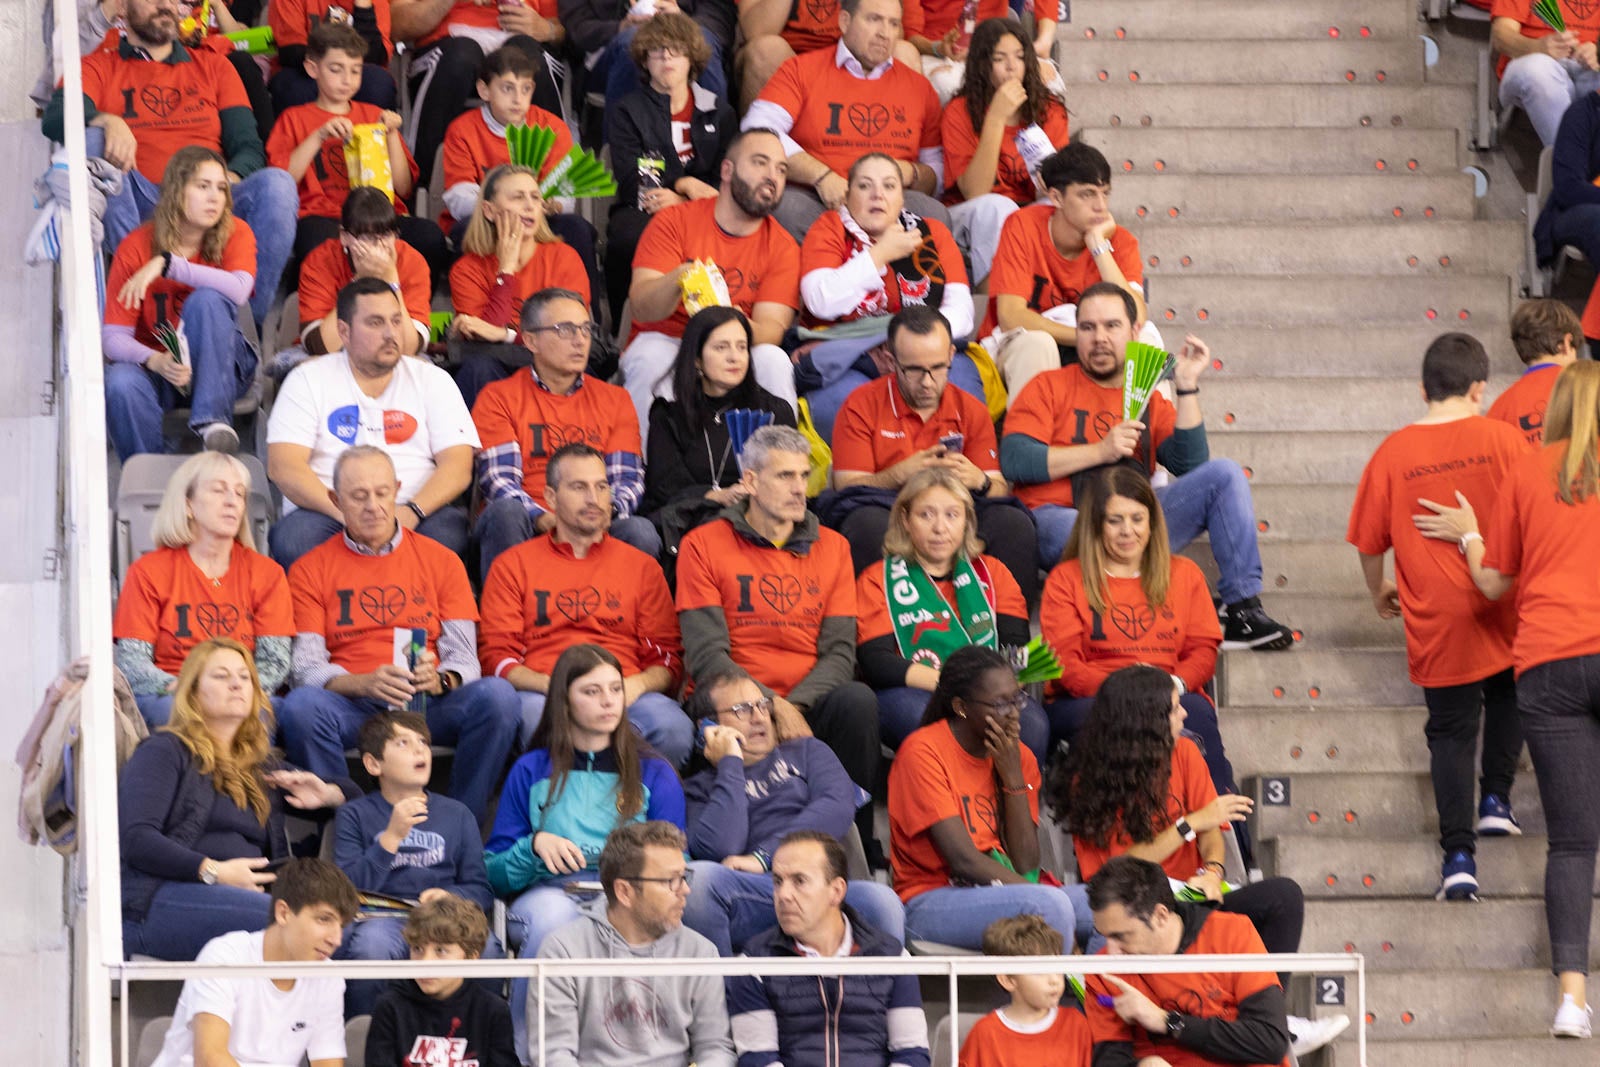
[262, 856, 293, 874]
[939, 432, 964, 453]
[563, 880, 605, 896]
[696, 716, 718, 751]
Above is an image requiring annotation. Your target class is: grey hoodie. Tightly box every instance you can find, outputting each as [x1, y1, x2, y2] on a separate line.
[529, 899, 735, 1067]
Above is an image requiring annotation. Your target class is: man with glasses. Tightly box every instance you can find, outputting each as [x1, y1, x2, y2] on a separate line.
[532, 821, 736, 1067]
[679, 670, 905, 954]
[828, 305, 1039, 601]
[472, 287, 661, 580]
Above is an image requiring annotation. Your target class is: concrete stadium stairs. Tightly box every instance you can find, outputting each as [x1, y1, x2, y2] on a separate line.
[1058, 0, 1586, 1061]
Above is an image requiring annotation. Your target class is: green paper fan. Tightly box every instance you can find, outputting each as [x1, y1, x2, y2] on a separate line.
[222, 26, 275, 54]
[539, 146, 618, 199]
[1015, 637, 1062, 685]
[1067, 974, 1087, 1005]
[504, 123, 559, 171]
[1122, 341, 1176, 423]
[1533, 0, 1566, 33]
[428, 311, 455, 345]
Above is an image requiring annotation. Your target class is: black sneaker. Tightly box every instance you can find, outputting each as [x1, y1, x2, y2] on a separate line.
[1221, 596, 1295, 651]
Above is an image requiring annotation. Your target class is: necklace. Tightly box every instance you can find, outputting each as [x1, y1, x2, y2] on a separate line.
[704, 410, 734, 490]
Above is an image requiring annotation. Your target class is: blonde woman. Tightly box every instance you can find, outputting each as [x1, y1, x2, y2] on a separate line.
[114, 453, 293, 727]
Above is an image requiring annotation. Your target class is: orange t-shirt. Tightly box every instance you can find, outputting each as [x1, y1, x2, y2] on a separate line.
[266, 101, 420, 219]
[1483, 443, 1600, 675]
[631, 198, 801, 338]
[471, 373, 640, 498]
[675, 517, 857, 695]
[830, 375, 998, 476]
[414, 0, 558, 48]
[981, 206, 1143, 337]
[1085, 912, 1286, 1067]
[478, 534, 681, 680]
[941, 96, 1070, 205]
[104, 222, 257, 348]
[269, 0, 393, 56]
[756, 47, 943, 177]
[960, 1006, 1091, 1067]
[114, 544, 294, 675]
[888, 719, 1041, 903]
[856, 554, 1026, 645]
[1040, 556, 1220, 698]
[297, 237, 432, 334]
[1490, 1, 1600, 76]
[919, 0, 1006, 37]
[288, 530, 479, 674]
[780, 0, 925, 54]
[1346, 417, 1527, 687]
[448, 241, 590, 327]
[1487, 363, 1561, 448]
[1073, 737, 1214, 883]
[1003, 364, 1176, 509]
[78, 42, 252, 183]
[798, 212, 968, 326]
[439, 104, 572, 228]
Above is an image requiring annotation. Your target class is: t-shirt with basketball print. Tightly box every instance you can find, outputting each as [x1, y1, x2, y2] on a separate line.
[269, 0, 394, 56]
[756, 46, 943, 176]
[413, 0, 558, 48]
[104, 222, 257, 349]
[470, 372, 640, 500]
[1490, 0, 1600, 76]
[297, 237, 433, 341]
[266, 101, 420, 219]
[798, 211, 967, 327]
[980, 206, 1143, 337]
[780, 0, 926, 56]
[941, 96, 1070, 205]
[631, 197, 802, 338]
[289, 529, 479, 673]
[1073, 736, 1214, 883]
[448, 241, 590, 328]
[439, 103, 572, 229]
[830, 374, 998, 476]
[1487, 363, 1561, 448]
[114, 543, 294, 676]
[1003, 364, 1177, 509]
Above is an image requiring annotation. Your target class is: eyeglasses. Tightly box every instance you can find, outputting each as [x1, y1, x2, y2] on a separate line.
[895, 361, 951, 383]
[647, 46, 686, 59]
[528, 322, 595, 341]
[630, 871, 693, 892]
[969, 692, 1028, 712]
[720, 697, 774, 721]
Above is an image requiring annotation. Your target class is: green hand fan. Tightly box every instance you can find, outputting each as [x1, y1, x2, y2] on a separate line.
[153, 322, 191, 394]
[539, 146, 618, 199]
[223, 26, 275, 54]
[504, 123, 558, 170]
[1122, 341, 1176, 423]
[1015, 637, 1062, 686]
[1066, 974, 1087, 1005]
[428, 311, 455, 345]
[1533, 0, 1566, 33]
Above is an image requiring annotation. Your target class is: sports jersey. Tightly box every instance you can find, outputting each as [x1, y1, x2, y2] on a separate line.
[1073, 736, 1214, 882]
[289, 528, 479, 673]
[478, 533, 680, 680]
[266, 101, 419, 219]
[296, 237, 432, 337]
[1490, 1, 1600, 77]
[981, 206, 1142, 337]
[887, 718, 1041, 903]
[1346, 417, 1527, 686]
[831, 375, 999, 475]
[439, 103, 572, 228]
[414, 0, 558, 48]
[675, 516, 856, 695]
[1484, 443, 1600, 675]
[113, 543, 294, 675]
[856, 554, 1025, 644]
[631, 197, 801, 338]
[780, 0, 926, 55]
[1487, 363, 1561, 448]
[104, 222, 257, 349]
[941, 95, 1070, 205]
[448, 240, 589, 326]
[756, 47, 943, 177]
[798, 211, 967, 326]
[1003, 364, 1177, 508]
[471, 372, 640, 499]
[269, 0, 393, 56]
[919, 0, 1007, 38]
[959, 1005, 1092, 1067]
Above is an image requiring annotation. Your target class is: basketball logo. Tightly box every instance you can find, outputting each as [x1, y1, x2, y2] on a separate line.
[848, 104, 890, 138]
[758, 574, 803, 614]
[140, 86, 182, 118]
[555, 586, 601, 623]
[359, 585, 407, 626]
[195, 603, 241, 637]
[1111, 604, 1156, 641]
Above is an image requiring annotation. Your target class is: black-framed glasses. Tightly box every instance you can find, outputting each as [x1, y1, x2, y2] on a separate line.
[528, 322, 595, 340]
[969, 692, 1028, 712]
[630, 871, 693, 892]
[720, 697, 774, 721]
[895, 361, 951, 383]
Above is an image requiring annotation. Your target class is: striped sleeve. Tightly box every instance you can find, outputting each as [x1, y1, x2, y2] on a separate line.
[726, 969, 783, 1067]
[887, 985, 932, 1066]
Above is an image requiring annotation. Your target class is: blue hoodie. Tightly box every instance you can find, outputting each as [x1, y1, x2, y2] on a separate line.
[683, 738, 857, 867]
[333, 790, 493, 912]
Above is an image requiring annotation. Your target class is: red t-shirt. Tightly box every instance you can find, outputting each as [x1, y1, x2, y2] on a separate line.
[919, 0, 1007, 37]
[1003, 364, 1176, 509]
[1487, 363, 1561, 448]
[888, 719, 1041, 903]
[941, 96, 1070, 205]
[856, 554, 1026, 645]
[113, 544, 294, 675]
[669, 99, 695, 163]
[1484, 443, 1600, 675]
[104, 222, 257, 348]
[414, 0, 559, 48]
[631, 198, 801, 338]
[266, 101, 419, 219]
[757, 47, 943, 176]
[269, 0, 393, 56]
[982, 206, 1143, 337]
[959, 1006, 1091, 1067]
[472, 373, 639, 499]
[780, 0, 925, 54]
[439, 104, 572, 228]
[1073, 737, 1214, 883]
[448, 241, 590, 327]
[1490, 1, 1600, 76]
[798, 212, 967, 326]
[1346, 417, 1527, 686]
[831, 375, 998, 476]
[297, 237, 432, 335]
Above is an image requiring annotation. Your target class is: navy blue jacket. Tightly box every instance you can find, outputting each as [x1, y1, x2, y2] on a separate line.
[1535, 90, 1600, 265]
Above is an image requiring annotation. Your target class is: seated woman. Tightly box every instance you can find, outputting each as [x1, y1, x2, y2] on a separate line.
[856, 469, 1045, 758]
[604, 11, 736, 321]
[1040, 467, 1234, 800]
[448, 164, 589, 411]
[120, 638, 355, 960]
[796, 152, 981, 442]
[941, 17, 1070, 286]
[113, 453, 293, 727]
[102, 146, 259, 460]
[888, 645, 1091, 951]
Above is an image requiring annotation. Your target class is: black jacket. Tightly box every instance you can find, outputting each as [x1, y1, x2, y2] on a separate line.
[606, 81, 736, 212]
[366, 974, 518, 1067]
[643, 386, 797, 516]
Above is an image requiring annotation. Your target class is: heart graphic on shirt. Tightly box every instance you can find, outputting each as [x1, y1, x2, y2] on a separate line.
[803, 0, 833, 21]
[719, 267, 745, 296]
[359, 585, 407, 626]
[997, 154, 1031, 191]
[196, 603, 241, 637]
[140, 86, 182, 118]
[556, 586, 601, 623]
[848, 104, 890, 139]
[1110, 604, 1156, 641]
[1571, 0, 1598, 18]
[758, 574, 802, 614]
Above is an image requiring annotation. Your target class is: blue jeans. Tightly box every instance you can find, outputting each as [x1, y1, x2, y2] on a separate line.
[1047, 694, 1236, 798]
[877, 685, 1050, 763]
[123, 880, 273, 960]
[506, 875, 596, 1061]
[801, 351, 984, 446]
[279, 678, 521, 822]
[104, 288, 259, 461]
[337, 912, 506, 1016]
[903, 882, 1094, 953]
[681, 861, 906, 956]
[1499, 52, 1600, 146]
[515, 689, 692, 767]
[265, 505, 471, 571]
[1031, 458, 1262, 602]
[473, 496, 663, 584]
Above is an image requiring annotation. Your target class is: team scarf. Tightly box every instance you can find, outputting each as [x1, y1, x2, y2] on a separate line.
[836, 203, 946, 319]
[884, 553, 998, 670]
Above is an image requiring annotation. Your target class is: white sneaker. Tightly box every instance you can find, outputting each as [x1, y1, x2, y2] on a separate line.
[1288, 1013, 1350, 1056]
[1552, 995, 1593, 1039]
[198, 422, 239, 454]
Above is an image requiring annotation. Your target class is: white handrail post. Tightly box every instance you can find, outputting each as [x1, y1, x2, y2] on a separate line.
[947, 961, 958, 1067]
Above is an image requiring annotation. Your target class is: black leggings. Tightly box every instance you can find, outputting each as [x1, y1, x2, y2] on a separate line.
[1422, 668, 1520, 855]
[1217, 876, 1305, 986]
[804, 682, 882, 851]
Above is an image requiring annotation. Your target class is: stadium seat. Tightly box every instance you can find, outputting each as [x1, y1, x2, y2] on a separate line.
[113, 453, 275, 587]
[1530, 146, 1589, 298]
[344, 1014, 371, 1067]
[929, 1010, 983, 1067]
[844, 824, 871, 882]
[416, 145, 446, 222]
[134, 1015, 171, 1067]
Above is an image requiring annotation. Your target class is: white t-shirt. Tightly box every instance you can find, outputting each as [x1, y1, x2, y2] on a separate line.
[266, 352, 481, 514]
[150, 930, 346, 1067]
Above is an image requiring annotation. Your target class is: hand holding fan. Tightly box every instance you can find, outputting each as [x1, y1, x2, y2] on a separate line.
[1013, 637, 1063, 686]
[1122, 340, 1176, 423]
[153, 322, 191, 395]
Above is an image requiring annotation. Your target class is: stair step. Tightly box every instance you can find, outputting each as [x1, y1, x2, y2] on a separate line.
[1301, 899, 1590, 972]
[1210, 431, 1390, 483]
[1268, 835, 1598, 899]
[1203, 378, 1514, 431]
[1185, 538, 1377, 596]
[1198, 325, 1519, 379]
[1255, 591, 1406, 647]
[1063, 0, 1415, 40]
[1083, 127, 1460, 176]
[1250, 772, 1543, 838]
[1138, 221, 1522, 276]
[1311, 969, 1569, 1041]
[1331, 1038, 1599, 1067]
[1221, 647, 1419, 707]
[1247, 484, 1359, 541]
[1057, 39, 1436, 86]
[1146, 274, 1512, 329]
[1114, 173, 1478, 222]
[1067, 82, 1476, 130]
[1216, 705, 1428, 777]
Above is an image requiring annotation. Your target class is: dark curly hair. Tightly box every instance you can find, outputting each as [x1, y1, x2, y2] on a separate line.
[1045, 664, 1176, 850]
[961, 17, 1056, 141]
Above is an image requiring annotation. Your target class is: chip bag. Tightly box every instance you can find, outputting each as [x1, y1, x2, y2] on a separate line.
[679, 259, 731, 316]
[343, 124, 395, 201]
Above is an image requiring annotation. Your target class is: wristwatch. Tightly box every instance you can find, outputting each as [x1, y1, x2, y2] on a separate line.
[199, 860, 219, 886]
[439, 670, 460, 694]
[404, 500, 427, 524]
[1175, 816, 1197, 842]
[1165, 1010, 1187, 1040]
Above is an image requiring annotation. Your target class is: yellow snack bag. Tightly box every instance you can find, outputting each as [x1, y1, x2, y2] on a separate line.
[343, 123, 395, 201]
[679, 259, 731, 316]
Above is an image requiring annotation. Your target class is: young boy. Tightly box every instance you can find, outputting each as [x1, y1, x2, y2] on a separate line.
[364, 895, 517, 1065]
[959, 914, 1091, 1067]
[333, 711, 496, 1015]
[149, 859, 360, 1067]
[1347, 332, 1532, 901]
[1488, 298, 1582, 448]
[297, 187, 434, 357]
[267, 0, 399, 113]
